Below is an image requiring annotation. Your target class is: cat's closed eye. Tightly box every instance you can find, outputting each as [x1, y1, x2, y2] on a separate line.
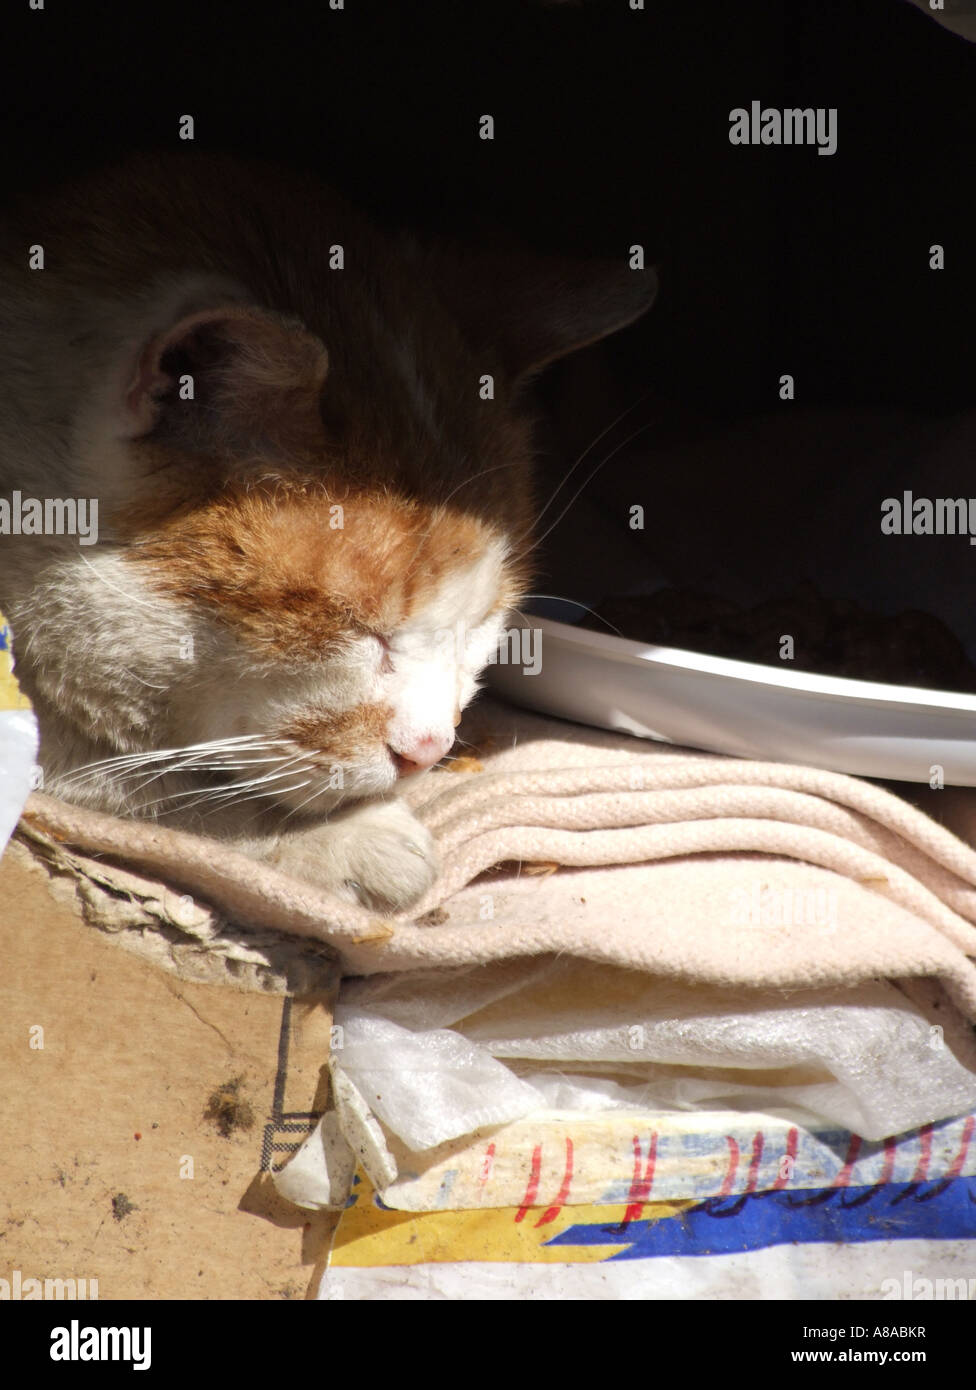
[0, 149, 656, 896]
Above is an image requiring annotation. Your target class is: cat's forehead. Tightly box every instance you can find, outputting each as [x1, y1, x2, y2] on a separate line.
[398, 531, 510, 636]
[320, 292, 529, 505]
[125, 481, 520, 656]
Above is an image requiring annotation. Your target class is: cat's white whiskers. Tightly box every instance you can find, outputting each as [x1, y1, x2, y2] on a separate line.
[63, 734, 292, 782]
[194, 769, 325, 820]
[530, 386, 655, 532]
[278, 788, 334, 822]
[399, 462, 523, 588]
[517, 593, 625, 636]
[519, 419, 657, 558]
[207, 777, 341, 831]
[59, 737, 301, 806]
[204, 756, 316, 794]
[157, 779, 313, 819]
[162, 754, 297, 773]
[121, 754, 303, 799]
[126, 751, 315, 809]
[61, 749, 175, 781]
[225, 779, 314, 809]
[276, 761, 373, 823]
[146, 773, 313, 816]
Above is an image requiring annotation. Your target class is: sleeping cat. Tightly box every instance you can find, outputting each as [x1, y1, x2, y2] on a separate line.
[0, 153, 655, 910]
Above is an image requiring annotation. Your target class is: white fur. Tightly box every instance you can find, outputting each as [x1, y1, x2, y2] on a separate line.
[0, 270, 513, 909]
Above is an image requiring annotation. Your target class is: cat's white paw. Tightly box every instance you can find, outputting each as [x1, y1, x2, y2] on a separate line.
[262, 798, 439, 913]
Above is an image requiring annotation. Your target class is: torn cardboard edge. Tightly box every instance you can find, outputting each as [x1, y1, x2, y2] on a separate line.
[11, 822, 339, 997]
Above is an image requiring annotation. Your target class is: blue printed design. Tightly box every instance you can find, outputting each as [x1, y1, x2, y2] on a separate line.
[546, 1178, 976, 1259]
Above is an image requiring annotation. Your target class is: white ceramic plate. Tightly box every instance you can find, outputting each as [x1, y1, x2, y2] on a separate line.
[487, 613, 976, 784]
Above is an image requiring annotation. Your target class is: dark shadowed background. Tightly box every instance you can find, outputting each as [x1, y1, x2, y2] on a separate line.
[2, 0, 975, 633]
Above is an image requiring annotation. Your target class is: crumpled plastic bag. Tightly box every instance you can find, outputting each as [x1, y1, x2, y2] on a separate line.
[274, 956, 976, 1209]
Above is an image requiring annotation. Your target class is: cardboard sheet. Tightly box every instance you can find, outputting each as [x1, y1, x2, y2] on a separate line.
[0, 843, 340, 1300]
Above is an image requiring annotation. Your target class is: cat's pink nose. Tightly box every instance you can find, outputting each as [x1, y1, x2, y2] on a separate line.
[389, 734, 453, 776]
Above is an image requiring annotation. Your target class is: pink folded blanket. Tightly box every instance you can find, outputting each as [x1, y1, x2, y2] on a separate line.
[16, 699, 976, 1019]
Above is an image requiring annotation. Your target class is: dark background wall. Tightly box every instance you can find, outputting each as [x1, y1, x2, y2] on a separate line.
[2, 0, 975, 625]
[3, 0, 974, 413]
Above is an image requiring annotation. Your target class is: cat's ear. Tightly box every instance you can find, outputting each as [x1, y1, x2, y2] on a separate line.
[119, 300, 329, 456]
[435, 249, 658, 383]
[496, 256, 659, 379]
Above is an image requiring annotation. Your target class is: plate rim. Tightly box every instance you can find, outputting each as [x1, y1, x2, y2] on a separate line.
[502, 612, 976, 715]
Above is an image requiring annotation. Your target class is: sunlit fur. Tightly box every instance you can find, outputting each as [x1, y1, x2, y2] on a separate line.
[0, 153, 656, 904]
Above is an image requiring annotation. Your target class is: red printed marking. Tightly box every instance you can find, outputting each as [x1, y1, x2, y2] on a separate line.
[718, 1136, 741, 1198]
[793, 1132, 864, 1208]
[913, 1114, 976, 1202]
[607, 1134, 659, 1235]
[771, 1127, 800, 1190]
[618, 1133, 658, 1227]
[745, 1132, 765, 1193]
[945, 1114, 974, 1180]
[479, 1142, 496, 1185]
[881, 1136, 897, 1185]
[833, 1133, 862, 1188]
[910, 1123, 934, 1184]
[514, 1144, 543, 1223]
[840, 1135, 898, 1208]
[535, 1138, 575, 1227]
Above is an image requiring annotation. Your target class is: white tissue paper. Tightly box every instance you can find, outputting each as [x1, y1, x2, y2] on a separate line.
[273, 955, 976, 1210]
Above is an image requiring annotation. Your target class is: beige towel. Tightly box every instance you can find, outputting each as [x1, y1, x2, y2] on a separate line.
[16, 698, 976, 1019]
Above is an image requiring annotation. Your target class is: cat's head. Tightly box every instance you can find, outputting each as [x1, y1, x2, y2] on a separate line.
[32, 236, 656, 822]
